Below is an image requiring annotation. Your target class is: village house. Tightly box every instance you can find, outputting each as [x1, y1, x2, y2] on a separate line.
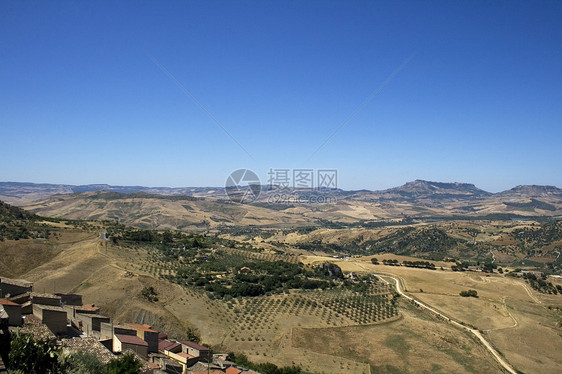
[32, 304, 67, 335]
[71, 313, 110, 337]
[0, 298, 22, 326]
[179, 341, 213, 362]
[113, 333, 149, 359]
[30, 292, 62, 307]
[128, 323, 159, 353]
[8, 292, 32, 314]
[64, 303, 101, 322]
[61, 336, 115, 364]
[158, 339, 181, 354]
[0, 277, 32, 298]
[15, 314, 57, 342]
[149, 353, 184, 374]
[55, 293, 83, 306]
[0, 278, 260, 374]
[100, 322, 137, 341]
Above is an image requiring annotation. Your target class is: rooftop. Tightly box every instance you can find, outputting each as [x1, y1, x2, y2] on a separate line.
[177, 352, 196, 359]
[0, 277, 33, 288]
[128, 323, 157, 333]
[61, 337, 115, 363]
[80, 304, 100, 311]
[115, 334, 148, 346]
[76, 312, 109, 320]
[159, 339, 181, 352]
[226, 367, 242, 374]
[180, 340, 209, 351]
[6, 292, 30, 302]
[13, 315, 56, 341]
[33, 304, 66, 312]
[0, 298, 19, 306]
[31, 292, 61, 299]
[55, 293, 82, 297]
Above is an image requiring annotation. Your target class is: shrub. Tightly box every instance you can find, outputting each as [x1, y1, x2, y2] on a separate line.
[105, 353, 142, 374]
[66, 352, 106, 374]
[459, 290, 478, 298]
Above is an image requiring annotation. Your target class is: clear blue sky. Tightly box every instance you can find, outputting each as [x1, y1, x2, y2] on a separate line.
[1, 1, 561, 192]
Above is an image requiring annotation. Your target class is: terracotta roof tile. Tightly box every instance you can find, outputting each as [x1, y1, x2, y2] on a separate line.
[0, 298, 19, 306]
[128, 323, 157, 333]
[226, 367, 242, 374]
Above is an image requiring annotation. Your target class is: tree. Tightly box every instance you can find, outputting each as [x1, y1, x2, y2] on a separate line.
[459, 289, 478, 298]
[8, 332, 66, 374]
[371, 258, 379, 265]
[186, 327, 201, 344]
[66, 352, 106, 374]
[105, 353, 142, 374]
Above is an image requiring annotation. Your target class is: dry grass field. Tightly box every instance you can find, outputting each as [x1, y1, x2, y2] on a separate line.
[293, 301, 502, 373]
[330, 258, 562, 374]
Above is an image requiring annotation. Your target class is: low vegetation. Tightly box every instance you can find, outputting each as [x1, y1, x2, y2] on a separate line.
[520, 272, 561, 294]
[459, 290, 478, 298]
[7, 332, 142, 374]
[229, 352, 304, 374]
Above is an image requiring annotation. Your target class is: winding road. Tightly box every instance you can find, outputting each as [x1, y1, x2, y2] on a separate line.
[350, 261, 517, 373]
[380, 271, 517, 374]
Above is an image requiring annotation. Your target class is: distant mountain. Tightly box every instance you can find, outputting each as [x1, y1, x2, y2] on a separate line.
[0, 182, 222, 204]
[498, 185, 562, 198]
[1, 181, 561, 222]
[376, 180, 492, 201]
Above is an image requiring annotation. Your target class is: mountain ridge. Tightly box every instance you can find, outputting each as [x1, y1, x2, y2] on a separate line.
[2, 180, 560, 204]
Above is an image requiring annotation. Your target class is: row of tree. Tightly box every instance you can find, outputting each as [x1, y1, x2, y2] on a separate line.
[370, 258, 436, 269]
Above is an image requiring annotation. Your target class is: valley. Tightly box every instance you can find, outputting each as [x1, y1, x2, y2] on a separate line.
[1, 186, 561, 373]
